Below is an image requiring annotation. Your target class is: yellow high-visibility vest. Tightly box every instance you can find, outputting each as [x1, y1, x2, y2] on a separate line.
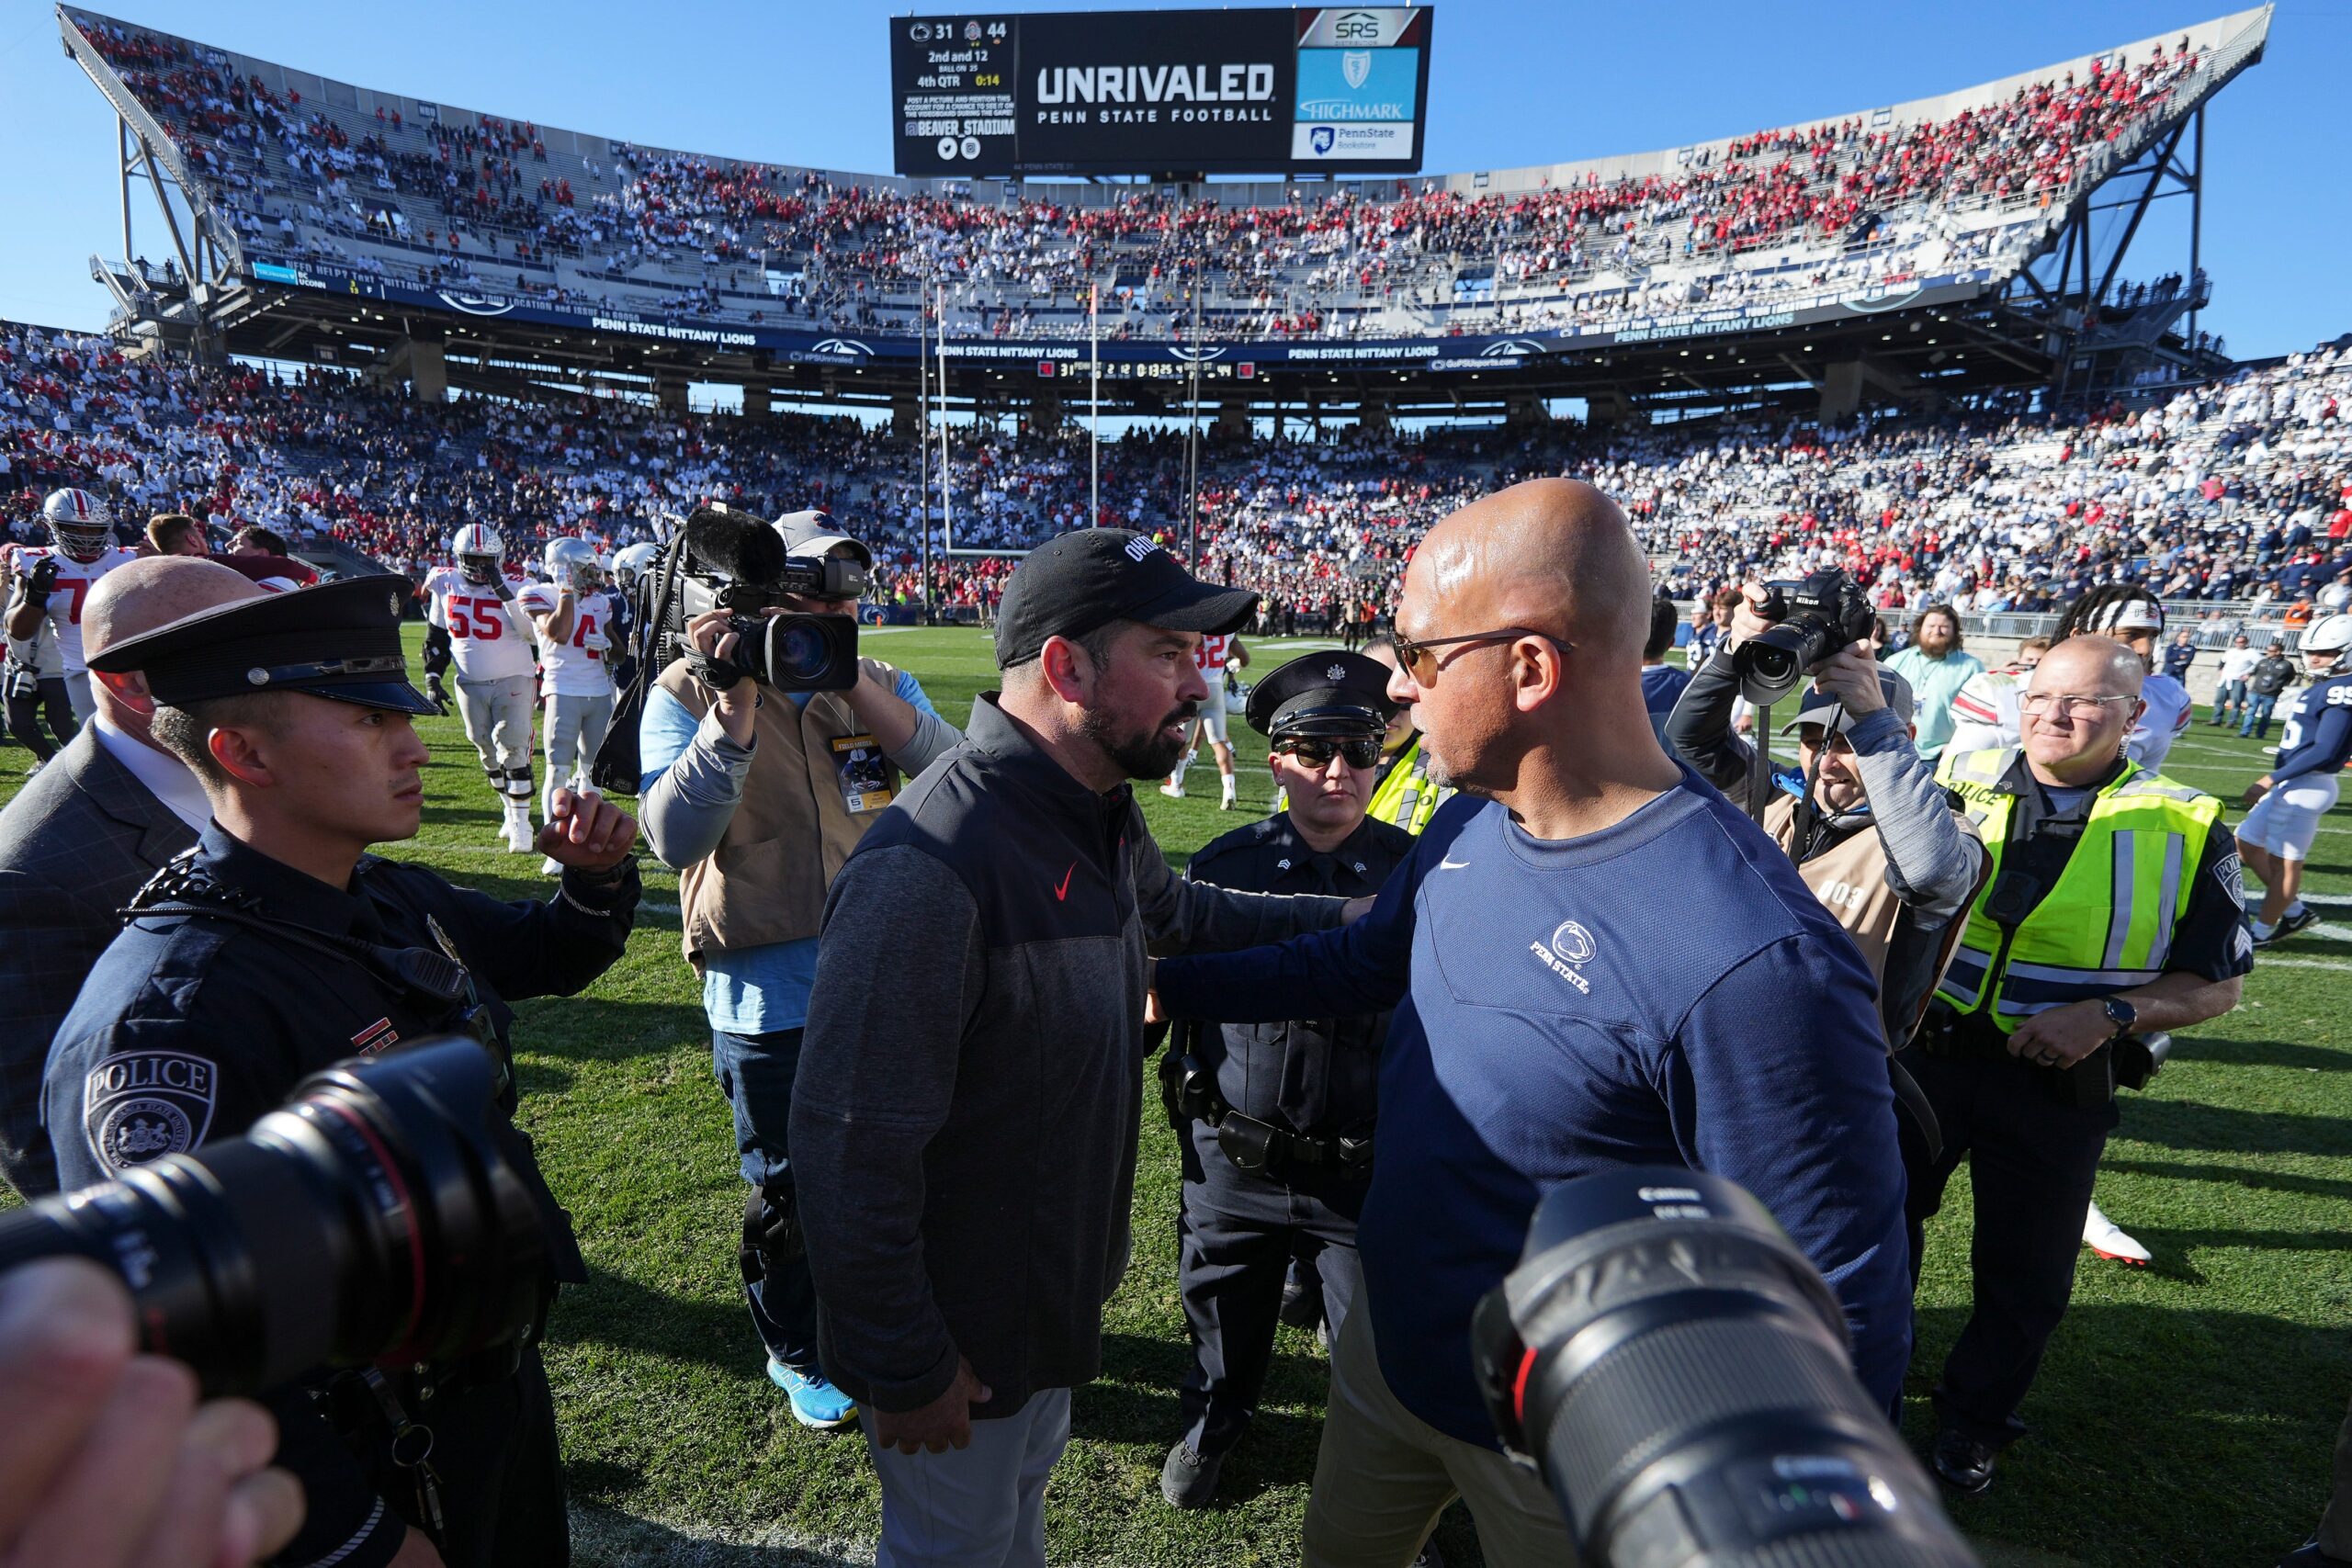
[1933, 747, 2220, 1032]
[1366, 735, 1451, 835]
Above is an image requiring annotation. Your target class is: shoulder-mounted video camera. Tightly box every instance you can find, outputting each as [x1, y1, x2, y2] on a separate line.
[1733, 568, 1878, 704]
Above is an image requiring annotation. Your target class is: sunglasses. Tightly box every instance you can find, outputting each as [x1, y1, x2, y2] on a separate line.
[1391, 626, 1571, 685]
[1275, 736, 1383, 771]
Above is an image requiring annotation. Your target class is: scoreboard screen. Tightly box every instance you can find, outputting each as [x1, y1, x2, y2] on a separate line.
[888, 7, 1431, 177]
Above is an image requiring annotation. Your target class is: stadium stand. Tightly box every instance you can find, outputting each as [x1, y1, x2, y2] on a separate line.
[7, 316, 2347, 639]
[62, 7, 2267, 355]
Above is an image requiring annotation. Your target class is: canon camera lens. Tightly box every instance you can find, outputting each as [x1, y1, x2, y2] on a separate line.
[0, 1039, 564, 1398]
[1474, 1168, 1978, 1568]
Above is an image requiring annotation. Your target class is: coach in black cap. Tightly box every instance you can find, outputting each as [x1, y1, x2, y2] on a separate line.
[1154, 649, 1416, 1509]
[51, 576, 641, 1568]
[794, 531, 1362, 1566]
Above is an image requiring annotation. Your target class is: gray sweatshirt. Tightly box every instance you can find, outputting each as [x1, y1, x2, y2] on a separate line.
[791, 694, 1350, 1417]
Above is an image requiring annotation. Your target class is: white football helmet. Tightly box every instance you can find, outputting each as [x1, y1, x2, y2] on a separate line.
[452, 524, 504, 585]
[544, 536, 600, 592]
[42, 488, 115, 563]
[2301, 614, 2352, 671]
[612, 542, 659, 588]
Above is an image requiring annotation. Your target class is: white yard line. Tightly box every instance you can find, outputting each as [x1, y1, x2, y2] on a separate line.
[2255, 956, 2352, 974]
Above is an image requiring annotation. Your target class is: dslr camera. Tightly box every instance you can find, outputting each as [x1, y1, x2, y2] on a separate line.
[0, 1039, 574, 1398]
[673, 503, 868, 693]
[1733, 568, 1878, 705]
[1475, 1168, 1978, 1568]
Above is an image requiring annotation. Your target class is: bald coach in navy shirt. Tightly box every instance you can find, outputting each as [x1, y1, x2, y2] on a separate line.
[1154, 479, 1910, 1568]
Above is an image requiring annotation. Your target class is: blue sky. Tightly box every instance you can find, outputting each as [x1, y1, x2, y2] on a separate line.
[1, 0, 2344, 356]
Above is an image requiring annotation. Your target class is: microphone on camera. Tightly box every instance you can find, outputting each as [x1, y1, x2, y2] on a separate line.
[684, 504, 786, 585]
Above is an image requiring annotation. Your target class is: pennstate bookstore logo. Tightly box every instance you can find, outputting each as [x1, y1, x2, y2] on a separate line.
[84, 1051, 218, 1172]
[1311, 127, 1337, 155]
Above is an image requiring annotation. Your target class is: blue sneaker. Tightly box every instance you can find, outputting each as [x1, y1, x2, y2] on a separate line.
[768, 1359, 857, 1430]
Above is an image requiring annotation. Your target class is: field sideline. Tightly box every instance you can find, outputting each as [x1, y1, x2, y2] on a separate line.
[6, 624, 2345, 1568]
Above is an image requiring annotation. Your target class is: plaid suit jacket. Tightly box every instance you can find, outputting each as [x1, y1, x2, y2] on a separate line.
[0, 728, 199, 1196]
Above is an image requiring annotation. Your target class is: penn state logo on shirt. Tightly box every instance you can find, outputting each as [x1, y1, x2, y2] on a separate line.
[83, 1051, 217, 1173]
[1531, 919, 1595, 993]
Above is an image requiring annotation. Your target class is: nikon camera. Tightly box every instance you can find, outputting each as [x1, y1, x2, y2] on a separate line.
[1732, 568, 1879, 705]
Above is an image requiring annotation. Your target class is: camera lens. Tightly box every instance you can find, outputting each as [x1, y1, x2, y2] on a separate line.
[1475, 1168, 1975, 1568]
[773, 618, 838, 684]
[0, 1039, 565, 1398]
[1734, 626, 1813, 702]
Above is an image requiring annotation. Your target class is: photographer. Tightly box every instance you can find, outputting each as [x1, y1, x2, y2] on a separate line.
[46, 579, 639, 1568]
[1667, 581, 1985, 1048]
[637, 505, 961, 1432]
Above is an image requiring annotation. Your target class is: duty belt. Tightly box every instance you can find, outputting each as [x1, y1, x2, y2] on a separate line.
[1165, 1053, 1372, 1179]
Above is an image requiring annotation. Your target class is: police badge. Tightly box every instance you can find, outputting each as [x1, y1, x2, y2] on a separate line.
[83, 1050, 218, 1172]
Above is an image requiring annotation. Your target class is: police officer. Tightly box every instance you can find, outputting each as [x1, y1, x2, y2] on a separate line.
[46, 577, 641, 1568]
[1158, 651, 1415, 1510]
[1905, 636, 2248, 1497]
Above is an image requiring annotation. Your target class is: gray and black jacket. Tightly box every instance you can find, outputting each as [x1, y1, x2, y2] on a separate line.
[792, 694, 1351, 1417]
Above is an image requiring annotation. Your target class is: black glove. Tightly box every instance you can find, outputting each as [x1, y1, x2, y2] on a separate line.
[425, 671, 448, 713]
[490, 575, 515, 603]
[23, 554, 59, 599]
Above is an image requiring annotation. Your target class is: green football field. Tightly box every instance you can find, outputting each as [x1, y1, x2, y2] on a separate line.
[12, 625, 2346, 1567]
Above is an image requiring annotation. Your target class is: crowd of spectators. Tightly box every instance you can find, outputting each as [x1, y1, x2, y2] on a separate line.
[72, 11, 2226, 346]
[8, 311, 2350, 637]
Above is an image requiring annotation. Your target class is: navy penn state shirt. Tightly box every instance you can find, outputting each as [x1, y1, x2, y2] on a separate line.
[1154, 767, 1912, 1446]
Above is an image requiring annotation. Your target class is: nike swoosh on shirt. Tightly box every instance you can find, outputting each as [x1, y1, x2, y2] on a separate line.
[1438, 857, 1472, 871]
[1055, 862, 1076, 900]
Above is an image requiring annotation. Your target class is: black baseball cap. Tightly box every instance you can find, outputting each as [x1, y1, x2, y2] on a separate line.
[993, 529, 1257, 669]
[88, 575, 436, 716]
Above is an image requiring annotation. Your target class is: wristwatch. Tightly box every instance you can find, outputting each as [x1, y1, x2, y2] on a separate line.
[2100, 996, 2139, 1038]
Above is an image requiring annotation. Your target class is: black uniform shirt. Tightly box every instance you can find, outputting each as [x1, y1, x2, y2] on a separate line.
[1182, 811, 1414, 1137]
[43, 821, 638, 1568]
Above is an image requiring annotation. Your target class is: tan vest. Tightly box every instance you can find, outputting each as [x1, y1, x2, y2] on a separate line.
[1766, 793, 1982, 1046]
[654, 658, 903, 972]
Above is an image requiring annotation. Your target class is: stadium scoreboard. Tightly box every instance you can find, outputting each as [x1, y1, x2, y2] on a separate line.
[889, 7, 1431, 177]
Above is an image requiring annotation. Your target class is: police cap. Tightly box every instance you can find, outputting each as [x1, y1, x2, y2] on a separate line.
[87, 575, 436, 716]
[1246, 650, 1396, 739]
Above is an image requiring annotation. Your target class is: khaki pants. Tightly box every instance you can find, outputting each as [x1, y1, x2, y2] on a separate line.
[1304, 1295, 1576, 1568]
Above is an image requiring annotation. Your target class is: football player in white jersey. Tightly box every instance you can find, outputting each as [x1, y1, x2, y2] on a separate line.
[4, 490, 135, 723]
[2, 618, 74, 772]
[1946, 584, 2192, 772]
[1160, 631, 1250, 809]
[518, 537, 617, 873]
[2238, 615, 2352, 946]
[422, 524, 540, 849]
[1943, 581, 2197, 1269]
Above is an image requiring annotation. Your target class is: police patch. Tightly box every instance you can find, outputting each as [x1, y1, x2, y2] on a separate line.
[83, 1051, 217, 1173]
[2213, 851, 2245, 909]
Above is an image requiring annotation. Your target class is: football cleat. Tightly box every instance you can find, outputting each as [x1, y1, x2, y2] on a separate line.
[2083, 1201, 2151, 1266]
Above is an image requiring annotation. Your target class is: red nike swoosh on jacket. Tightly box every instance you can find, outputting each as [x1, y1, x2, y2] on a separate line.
[1055, 862, 1076, 901]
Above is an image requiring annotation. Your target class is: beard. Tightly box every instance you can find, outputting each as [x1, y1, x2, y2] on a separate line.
[1416, 733, 1492, 798]
[1081, 698, 1200, 782]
